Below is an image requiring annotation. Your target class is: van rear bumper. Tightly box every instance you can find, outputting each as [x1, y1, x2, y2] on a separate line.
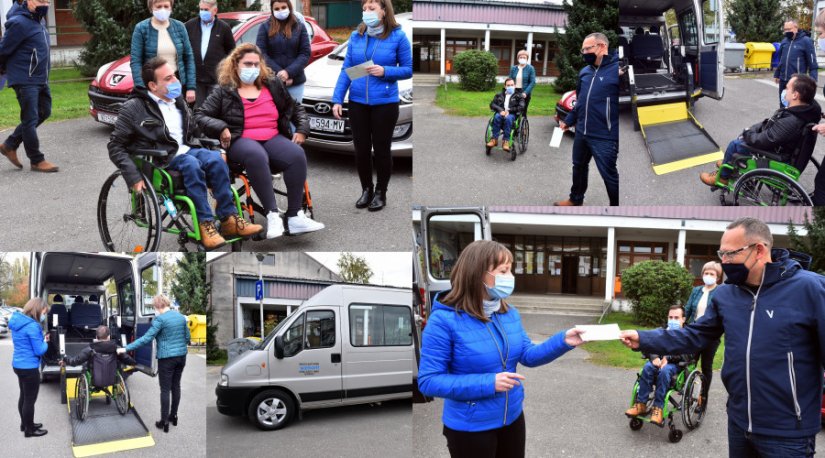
[215, 385, 254, 416]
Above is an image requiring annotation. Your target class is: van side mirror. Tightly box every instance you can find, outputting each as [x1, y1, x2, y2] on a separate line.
[274, 335, 284, 359]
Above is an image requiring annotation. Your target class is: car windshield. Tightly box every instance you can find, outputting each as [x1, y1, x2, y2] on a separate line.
[255, 317, 290, 350]
[225, 18, 248, 34]
[328, 42, 348, 61]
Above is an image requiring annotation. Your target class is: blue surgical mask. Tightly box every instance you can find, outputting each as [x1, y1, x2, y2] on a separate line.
[363, 11, 381, 28]
[505, 86, 515, 95]
[667, 319, 681, 330]
[199, 10, 213, 23]
[485, 272, 515, 300]
[153, 8, 171, 22]
[40, 313, 46, 323]
[273, 9, 290, 21]
[239, 67, 260, 84]
[165, 81, 182, 99]
[780, 89, 789, 107]
[819, 38, 825, 51]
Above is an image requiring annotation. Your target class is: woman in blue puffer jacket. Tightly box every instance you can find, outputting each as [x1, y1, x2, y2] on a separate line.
[418, 240, 584, 458]
[332, 0, 412, 212]
[9, 297, 50, 438]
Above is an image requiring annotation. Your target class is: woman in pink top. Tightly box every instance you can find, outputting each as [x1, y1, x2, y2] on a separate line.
[195, 44, 324, 238]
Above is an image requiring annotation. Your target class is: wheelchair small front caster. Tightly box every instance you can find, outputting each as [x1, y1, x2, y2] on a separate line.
[668, 428, 683, 443]
[629, 418, 643, 431]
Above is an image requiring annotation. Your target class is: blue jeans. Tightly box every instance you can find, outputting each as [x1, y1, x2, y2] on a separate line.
[570, 134, 619, 205]
[635, 361, 679, 408]
[167, 148, 235, 222]
[286, 83, 305, 104]
[4, 84, 52, 164]
[492, 113, 516, 140]
[720, 138, 751, 179]
[728, 415, 815, 457]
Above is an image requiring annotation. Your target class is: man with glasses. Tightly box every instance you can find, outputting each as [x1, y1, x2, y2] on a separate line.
[554, 32, 619, 207]
[620, 217, 825, 457]
[775, 20, 817, 109]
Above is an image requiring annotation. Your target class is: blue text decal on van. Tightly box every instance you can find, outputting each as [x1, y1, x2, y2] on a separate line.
[299, 363, 320, 375]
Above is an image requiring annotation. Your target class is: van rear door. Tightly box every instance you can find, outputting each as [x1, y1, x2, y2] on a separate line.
[133, 253, 160, 376]
[698, 0, 724, 99]
[29, 252, 41, 298]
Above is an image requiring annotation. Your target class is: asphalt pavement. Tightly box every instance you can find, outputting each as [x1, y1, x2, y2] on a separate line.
[0, 118, 411, 251]
[0, 338, 206, 457]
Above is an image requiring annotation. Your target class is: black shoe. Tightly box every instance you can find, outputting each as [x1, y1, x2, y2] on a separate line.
[355, 187, 374, 209]
[24, 428, 47, 437]
[155, 420, 169, 433]
[20, 423, 42, 432]
[168, 414, 178, 426]
[368, 190, 386, 212]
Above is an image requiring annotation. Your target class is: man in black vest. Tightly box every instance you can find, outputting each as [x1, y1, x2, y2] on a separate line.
[185, 0, 235, 107]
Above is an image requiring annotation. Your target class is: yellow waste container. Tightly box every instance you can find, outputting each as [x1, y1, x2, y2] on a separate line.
[744, 42, 774, 70]
[187, 314, 206, 345]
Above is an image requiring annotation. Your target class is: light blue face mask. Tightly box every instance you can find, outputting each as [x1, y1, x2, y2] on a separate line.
[485, 272, 515, 300]
[667, 319, 681, 330]
[153, 8, 171, 22]
[165, 81, 182, 99]
[506, 86, 515, 95]
[239, 67, 260, 84]
[199, 10, 213, 23]
[780, 89, 790, 108]
[40, 313, 46, 323]
[362, 10, 381, 28]
[273, 9, 290, 21]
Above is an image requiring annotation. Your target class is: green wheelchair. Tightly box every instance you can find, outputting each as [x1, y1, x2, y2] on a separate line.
[484, 112, 530, 161]
[72, 353, 131, 421]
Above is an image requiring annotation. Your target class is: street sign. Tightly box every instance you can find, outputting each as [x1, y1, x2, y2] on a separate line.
[255, 280, 264, 301]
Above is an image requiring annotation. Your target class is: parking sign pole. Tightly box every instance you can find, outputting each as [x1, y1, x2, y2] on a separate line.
[259, 261, 264, 340]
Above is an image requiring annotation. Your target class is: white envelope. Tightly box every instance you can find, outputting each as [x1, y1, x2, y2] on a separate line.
[345, 59, 375, 80]
[549, 126, 564, 148]
[576, 323, 621, 341]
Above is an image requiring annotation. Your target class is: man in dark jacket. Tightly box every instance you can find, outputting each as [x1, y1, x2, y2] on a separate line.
[0, 0, 59, 172]
[63, 326, 136, 371]
[107, 57, 262, 249]
[774, 20, 817, 108]
[700, 74, 821, 187]
[185, 0, 235, 107]
[620, 217, 825, 457]
[555, 32, 619, 206]
[487, 78, 525, 152]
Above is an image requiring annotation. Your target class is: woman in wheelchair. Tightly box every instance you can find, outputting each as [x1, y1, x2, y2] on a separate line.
[195, 43, 324, 239]
[625, 305, 693, 426]
[486, 78, 526, 152]
[699, 74, 821, 188]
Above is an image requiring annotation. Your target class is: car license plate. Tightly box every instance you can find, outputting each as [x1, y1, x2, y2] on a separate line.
[98, 112, 118, 125]
[309, 116, 344, 133]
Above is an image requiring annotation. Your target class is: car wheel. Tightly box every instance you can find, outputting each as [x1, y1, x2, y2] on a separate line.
[247, 390, 295, 431]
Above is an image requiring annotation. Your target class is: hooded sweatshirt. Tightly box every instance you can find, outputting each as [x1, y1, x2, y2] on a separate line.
[9, 311, 48, 370]
[0, 1, 50, 86]
[742, 101, 822, 159]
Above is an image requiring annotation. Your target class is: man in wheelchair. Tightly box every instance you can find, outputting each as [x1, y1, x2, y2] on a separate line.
[486, 78, 526, 152]
[107, 57, 263, 249]
[700, 74, 822, 187]
[62, 325, 136, 374]
[625, 305, 694, 426]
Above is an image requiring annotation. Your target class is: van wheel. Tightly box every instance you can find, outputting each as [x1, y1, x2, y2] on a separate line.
[248, 390, 294, 431]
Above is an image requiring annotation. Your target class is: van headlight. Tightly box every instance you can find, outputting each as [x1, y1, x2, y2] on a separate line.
[399, 88, 413, 104]
[392, 122, 411, 139]
[219, 373, 229, 386]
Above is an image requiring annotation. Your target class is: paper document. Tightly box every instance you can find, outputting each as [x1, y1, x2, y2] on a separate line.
[549, 127, 564, 148]
[345, 60, 375, 80]
[576, 323, 621, 341]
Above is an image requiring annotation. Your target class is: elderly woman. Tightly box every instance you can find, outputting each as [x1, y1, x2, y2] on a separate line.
[119, 295, 189, 432]
[508, 50, 536, 114]
[131, 0, 197, 104]
[9, 298, 50, 437]
[683, 261, 722, 414]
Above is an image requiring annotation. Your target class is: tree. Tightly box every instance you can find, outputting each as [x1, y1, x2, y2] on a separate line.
[160, 253, 180, 298]
[337, 252, 373, 284]
[171, 253, 209, 315]
[393, 0, 411, 14]
[621, 260, 694, 327]
[3, 258, 30, 307]
[788, 207, 825, 275]
[726, 0, 783, 44]
[553, 0, 618, 92]
[780, 0, 813, 35]
[453, 50, 498, 91]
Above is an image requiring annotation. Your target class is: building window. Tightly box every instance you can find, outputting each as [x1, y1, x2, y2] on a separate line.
[56, 0, 72, 9]
[349, 304, 412, 347]
[685, 244, 718, 282]
[616, 241, 669, 276]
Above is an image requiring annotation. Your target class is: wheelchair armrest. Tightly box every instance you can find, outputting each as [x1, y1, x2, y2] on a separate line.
[130, 149, 169, 158]
[198, 138, 221, 149]
[738, 145, 785, 162]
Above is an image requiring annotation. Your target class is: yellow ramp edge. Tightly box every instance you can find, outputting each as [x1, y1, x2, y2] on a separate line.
[65, 376, 107, 400]
[637, 102, 688, 126]
[72, 435, 155, 458]
[652, 150, 724, 175]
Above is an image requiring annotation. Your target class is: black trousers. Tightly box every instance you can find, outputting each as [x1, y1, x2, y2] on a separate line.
[158, 356, 186, 421]
[348, 101, 399, 192]
[813, 163, 825, 205]
[699, 338, 721, 399]
[14, 367, 41, 432]
[195, 83, 217, 109]
[443, 412, 526, 458]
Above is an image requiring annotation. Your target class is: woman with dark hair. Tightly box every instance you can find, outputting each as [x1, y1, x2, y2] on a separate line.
[256, 0, 310, 103]
[418, 240, 584, 458]
[9, 297, 50, 437]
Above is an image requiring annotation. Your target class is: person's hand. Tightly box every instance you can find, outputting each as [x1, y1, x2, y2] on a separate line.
[117, 348, 126, 355]
[660, 356, 668, 368]
[619, 330, 640, 349]
[59, 359, 65, 367]
[132, 180, 146, 193]
[220, 128, 231, 149]
[366, 65, 385, 77]
[559, 121, 569, 131]
[44, 333, 50, 342]
[651, 357, 661, 367]
[332, 104, 343, 120]
[494, 372, 525, 392]
[292, 132, 306, 145]
[277, 70, 289, 82]
[185, 90, 196, 104]
[286, 78, 293, 87]
[564, 327, 585, 347]
[774, 78, 779, 84]
[812, 123, 825, 136]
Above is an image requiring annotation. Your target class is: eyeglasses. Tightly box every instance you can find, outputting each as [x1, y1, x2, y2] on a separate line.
[580, 44, 601, 53]
[717, 243, 756, 261]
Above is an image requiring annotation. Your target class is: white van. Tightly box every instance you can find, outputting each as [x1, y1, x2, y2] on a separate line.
[215, 284, 414, 430]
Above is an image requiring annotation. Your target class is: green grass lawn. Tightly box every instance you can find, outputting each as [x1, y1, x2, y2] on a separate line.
[0, 67, 92, 130]
[583, 312, 725, 371]
[435, 83, 562, 117]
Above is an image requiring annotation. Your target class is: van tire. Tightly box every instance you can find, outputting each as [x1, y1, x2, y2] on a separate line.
[248, 390, 295, 431]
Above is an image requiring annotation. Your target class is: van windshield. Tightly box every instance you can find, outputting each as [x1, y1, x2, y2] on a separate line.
[255, 317, 290, 349]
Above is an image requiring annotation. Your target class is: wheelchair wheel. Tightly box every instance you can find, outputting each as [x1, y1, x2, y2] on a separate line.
[668, 428, 683, 443]
[75, 374, 89, 421]
[509, 138, 517, 161]
[518, 117, 530, 153]
[681, 370, 707, 430]
[98, 170, 162, 253]
[629, 418, 643, 431]
[733, 169, 813, 206]
[114, 371, 130, 415]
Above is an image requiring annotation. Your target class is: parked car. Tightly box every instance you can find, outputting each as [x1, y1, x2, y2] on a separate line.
[0, 315, 8, 337]
[553, 89, 576, 132]
[88, 12, 337, 126]
[300, 12, 412, 157]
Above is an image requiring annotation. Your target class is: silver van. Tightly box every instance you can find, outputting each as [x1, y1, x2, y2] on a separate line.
[215, 284, 414, 430]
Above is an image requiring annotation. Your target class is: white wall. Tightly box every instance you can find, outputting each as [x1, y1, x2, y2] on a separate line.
[0, 0, 13, 35]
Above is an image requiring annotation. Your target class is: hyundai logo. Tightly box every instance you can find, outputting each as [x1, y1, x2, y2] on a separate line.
[314, 102, 331, 114]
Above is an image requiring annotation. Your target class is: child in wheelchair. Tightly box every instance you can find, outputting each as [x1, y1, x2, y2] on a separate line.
[487, 78, 526, 152]
[625, 305, 694, 426]
[62, 325, 136, 383]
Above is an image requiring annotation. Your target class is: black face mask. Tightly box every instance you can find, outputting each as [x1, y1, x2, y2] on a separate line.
[784, 31, 795, 40]
[721, 246, 757, 285]
[33, 5, 48, 21]
[582, 53, 598, 66]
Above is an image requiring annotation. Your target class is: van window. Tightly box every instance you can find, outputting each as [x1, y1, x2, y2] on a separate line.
[140, 265, 159, 315]
[305, 310, 335, 349]
[282, 313, 304, 357]
[701, 0, 718, 45]
[349, 304, 412, 347]
[119, 280, 135, 325]
[678, 9, 698, 47]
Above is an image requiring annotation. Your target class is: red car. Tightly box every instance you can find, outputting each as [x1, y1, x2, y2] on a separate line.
[553, 89, 576, 131]
[88, 12, 337, 125]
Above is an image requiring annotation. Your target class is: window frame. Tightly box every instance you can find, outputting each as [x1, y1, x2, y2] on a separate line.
[348, 303, 413, 348]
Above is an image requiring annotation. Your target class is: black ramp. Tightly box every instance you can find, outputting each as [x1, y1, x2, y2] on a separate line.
[644, 120, 720, 164]
[635, 73, 678, 92]
[71, 398, 149, 446]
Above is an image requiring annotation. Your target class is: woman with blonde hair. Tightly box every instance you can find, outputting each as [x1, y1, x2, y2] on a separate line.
[9, 297, 50, 437]
[195, 43, 323, 239]
[683, 260, 722, 413]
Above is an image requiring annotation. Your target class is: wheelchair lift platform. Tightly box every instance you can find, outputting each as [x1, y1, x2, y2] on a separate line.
[65, 375, 155, 458]
[637, 101, 723, 175]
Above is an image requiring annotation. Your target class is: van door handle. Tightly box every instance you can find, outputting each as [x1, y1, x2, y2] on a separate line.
[331, 353, 341, 363]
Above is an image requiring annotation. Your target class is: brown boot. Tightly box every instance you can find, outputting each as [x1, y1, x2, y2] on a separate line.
[220, 214, 263, 238]
[700, 170, 726, 187]
[625, 402, 648, 417]
[553, 199, 582, 207]
[715, 160, 723, 168]
[650, 407, 664, 426]
[199, 220, 226, 250]
[502, 141, 511, 151]
[486, 138, 497, 148]
[31, 160, 59, 173]
[0, 144, 22, 169]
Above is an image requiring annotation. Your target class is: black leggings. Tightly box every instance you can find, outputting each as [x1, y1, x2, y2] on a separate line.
[158, 356, 186, 421]
[14, 367, 41, 431]
[443, 412, 526, 458]
[228, 135, 307, 217]
[348, 101, 399, 192]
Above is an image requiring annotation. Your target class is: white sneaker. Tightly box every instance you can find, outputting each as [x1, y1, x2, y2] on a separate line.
[266, 211, 284, 239]
[287, 210, 325, 235]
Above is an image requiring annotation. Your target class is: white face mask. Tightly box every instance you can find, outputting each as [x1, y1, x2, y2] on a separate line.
[818, 38, 825, 51]
[518, 58, 528, 65]
[702, 275, 717, 286]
